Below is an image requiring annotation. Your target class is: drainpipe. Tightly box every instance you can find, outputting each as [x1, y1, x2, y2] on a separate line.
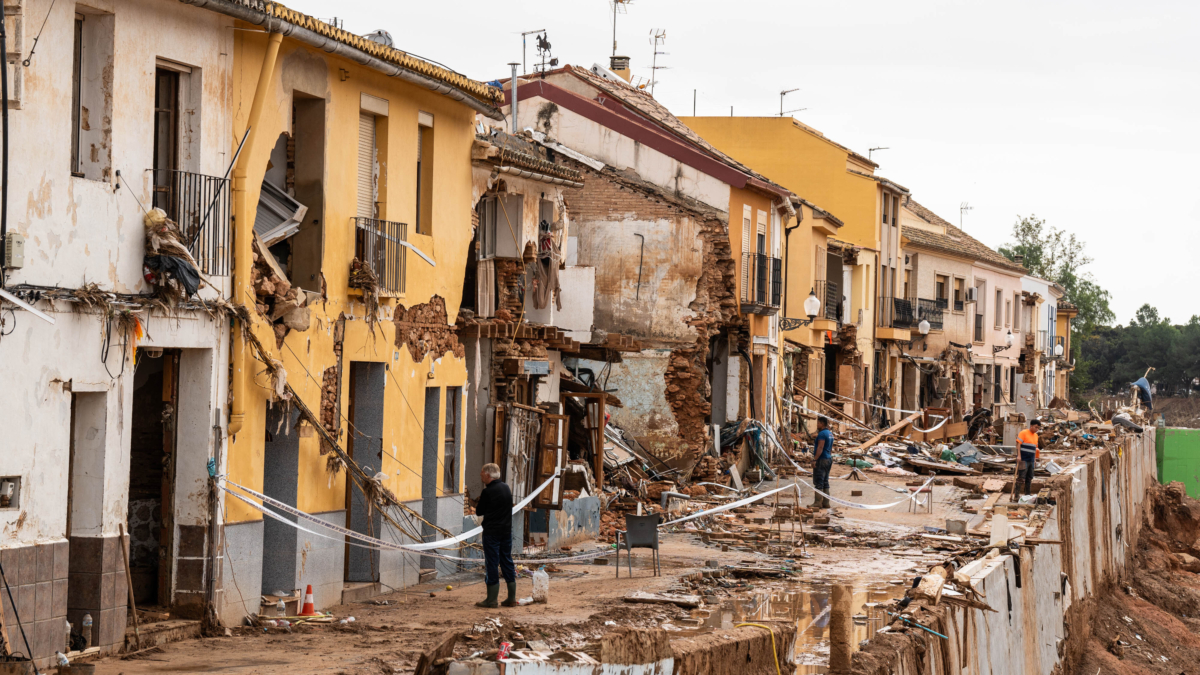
[228, 31, 283, 437]
[508, 62, 519, 133]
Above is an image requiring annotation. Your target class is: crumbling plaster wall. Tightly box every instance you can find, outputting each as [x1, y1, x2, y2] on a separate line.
[851, 430, 1157, 675]
[1, 0, 233, 294]
[560, 164, 736, 462]
[0, 312, 226, 546]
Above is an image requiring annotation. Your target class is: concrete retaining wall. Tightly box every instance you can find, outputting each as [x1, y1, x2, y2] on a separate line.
[852, 429, 1157, 675]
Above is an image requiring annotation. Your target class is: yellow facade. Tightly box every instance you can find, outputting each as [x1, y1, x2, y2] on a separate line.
[682, 116, 887, 416]
[225, 31, 483, 522]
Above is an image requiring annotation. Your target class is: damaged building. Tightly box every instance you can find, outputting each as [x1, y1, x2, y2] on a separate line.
[501, 60, 801, 478]
[0, 0, 237, 666]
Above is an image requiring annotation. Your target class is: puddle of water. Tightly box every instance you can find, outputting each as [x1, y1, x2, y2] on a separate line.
[678, 578, 907, 674]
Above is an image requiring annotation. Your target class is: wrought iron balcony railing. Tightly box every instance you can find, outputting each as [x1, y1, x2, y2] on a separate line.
[150, 169, 231, 276]
[353, 217, 407, 293]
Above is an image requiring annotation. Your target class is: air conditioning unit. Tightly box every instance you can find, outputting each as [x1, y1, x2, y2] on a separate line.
[966, 286, 979, 303]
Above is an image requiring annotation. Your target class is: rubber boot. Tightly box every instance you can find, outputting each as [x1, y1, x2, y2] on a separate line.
[475, 584, 500, 608]
[809, 493, 823, 509]
[821, 495, 831, 509]
[501, 582, 518, 607]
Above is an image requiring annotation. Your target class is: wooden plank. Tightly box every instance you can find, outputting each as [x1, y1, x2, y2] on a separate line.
[905, 457, 981, 475]
[982, 479, 1006, 492]
[855, 411, 924, 453]
[415, 630, 460, 675]
[623, 591, 701, 609]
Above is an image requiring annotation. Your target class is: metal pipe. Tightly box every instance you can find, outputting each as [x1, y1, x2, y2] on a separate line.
[178, 0, 503, 120]
[509, 62, 519, 133]
[228, 30, 282, 437]
[660, 491, 690, 509]
[634, 233, 644, 300]
[0, 0, 9, 288]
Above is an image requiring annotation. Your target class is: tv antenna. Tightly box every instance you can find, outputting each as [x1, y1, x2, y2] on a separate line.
[779, 88, 805, 116]
[519, 29, 545, 74]
[648, 29, 668, 95]
[868, 147, 889, 160]
[611, 0, 633, 56]
[960, 202, 974, 229]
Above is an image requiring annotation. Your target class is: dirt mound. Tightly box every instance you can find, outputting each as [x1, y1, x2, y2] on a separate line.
[1075, 481, 1200, 675]
[1155, 397, 1200, 428]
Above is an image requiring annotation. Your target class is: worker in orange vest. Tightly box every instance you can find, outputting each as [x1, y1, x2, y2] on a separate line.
[1015, 418, 1041, 499]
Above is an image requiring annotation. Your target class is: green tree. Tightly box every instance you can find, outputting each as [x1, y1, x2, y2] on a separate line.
[1000, 216, 1115, 398]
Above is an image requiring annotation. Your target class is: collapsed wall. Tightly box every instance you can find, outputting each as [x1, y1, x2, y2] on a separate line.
[851, 429, 1157, 675]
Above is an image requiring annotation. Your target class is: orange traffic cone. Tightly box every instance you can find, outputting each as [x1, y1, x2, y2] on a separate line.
[300, 585, 317, 616]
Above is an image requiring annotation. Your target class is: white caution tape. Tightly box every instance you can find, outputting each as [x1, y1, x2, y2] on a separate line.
[220, 483, 480, 562]
[797, 474, 937, 510]
[660, 482, 801, 528]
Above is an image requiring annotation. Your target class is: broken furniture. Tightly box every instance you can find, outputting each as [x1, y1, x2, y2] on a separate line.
[615, 514, 661, 578]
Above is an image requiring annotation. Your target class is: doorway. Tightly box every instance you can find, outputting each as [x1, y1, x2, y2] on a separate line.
[345, 362, 385, 583]
[261, 403, 300, 596]
[127, 348, 179, 608]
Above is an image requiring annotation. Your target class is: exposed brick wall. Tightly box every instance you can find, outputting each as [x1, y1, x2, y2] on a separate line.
[561, 161, 740, 465]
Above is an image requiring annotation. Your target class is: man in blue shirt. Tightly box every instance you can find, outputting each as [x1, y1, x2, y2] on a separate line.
[811, 417, 835, 510]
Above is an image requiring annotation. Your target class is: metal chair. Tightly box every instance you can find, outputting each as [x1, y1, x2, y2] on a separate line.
[616, 513, 661, 578]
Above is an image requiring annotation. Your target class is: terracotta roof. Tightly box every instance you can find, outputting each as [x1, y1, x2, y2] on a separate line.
[559, 66, 792, 198]
[226, 0, 503, 110]
[477, 130, 583, 183]
[902, 197, 1026, 274]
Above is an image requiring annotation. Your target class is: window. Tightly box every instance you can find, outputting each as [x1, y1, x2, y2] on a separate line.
[357, 112, 378, 219]
[954, 278, 965, 312]
[995, 288, 1003, 329]
[477, 193, 521, 259]
[936, 275, 948, 303]
[71, 11, 115, 180]
[151, 68, 180, 212]
[443, 387, 461, 492]
[1013, 292, 1022, 332]
[904, 269, 912, 299]
[1005, 298, 1011, 328]
[416, 112, 434, 234]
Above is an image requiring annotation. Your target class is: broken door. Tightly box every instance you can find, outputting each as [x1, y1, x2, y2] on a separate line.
[532, 414, 568, 510]
[560, 392, 606, 490]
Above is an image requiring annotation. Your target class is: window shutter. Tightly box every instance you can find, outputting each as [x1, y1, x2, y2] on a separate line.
[357, 112, 376, 220]
[741, 205, 752, 301]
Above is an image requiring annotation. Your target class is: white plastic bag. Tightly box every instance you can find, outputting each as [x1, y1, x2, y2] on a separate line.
[532, 568, 550, 604]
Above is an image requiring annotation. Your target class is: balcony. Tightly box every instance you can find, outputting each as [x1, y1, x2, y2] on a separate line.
[914, 298, 945, 331]
[815, 279, 841, 321]
[740, 252, 781, 315]
[150, 169, 231, 275]
[353, 217, 407, 293]
[876, 296, 914, 341]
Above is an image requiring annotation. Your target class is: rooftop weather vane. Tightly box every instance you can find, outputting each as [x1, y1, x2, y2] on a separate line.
[519, 29, 546, 75]
[534, 32, 559, 75]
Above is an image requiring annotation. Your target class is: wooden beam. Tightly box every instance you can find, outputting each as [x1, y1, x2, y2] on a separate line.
[854, 410, 923, 453]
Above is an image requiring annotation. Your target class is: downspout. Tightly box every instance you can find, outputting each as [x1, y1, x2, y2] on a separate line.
[228, 30, 282, 437]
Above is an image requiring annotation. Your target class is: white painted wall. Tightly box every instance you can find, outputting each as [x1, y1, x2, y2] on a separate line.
[511, 95, 732, 215]
[0, 0, 231, 552]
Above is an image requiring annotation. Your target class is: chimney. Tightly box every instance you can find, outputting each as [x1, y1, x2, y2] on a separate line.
[609, 55, 631, 82]
[1013, 254, 1025, 266]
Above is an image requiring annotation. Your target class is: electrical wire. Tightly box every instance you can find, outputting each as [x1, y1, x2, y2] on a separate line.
[20, 0, 56, 67]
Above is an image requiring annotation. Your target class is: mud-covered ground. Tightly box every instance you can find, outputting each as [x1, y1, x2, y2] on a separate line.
[89, 468, 968, 674]
[1076, 482, 1200, 675]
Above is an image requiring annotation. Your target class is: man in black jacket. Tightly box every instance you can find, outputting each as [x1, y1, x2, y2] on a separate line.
[473, 463, 516, 608]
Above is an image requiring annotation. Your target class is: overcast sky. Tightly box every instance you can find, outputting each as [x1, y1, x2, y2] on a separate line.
[290, 0, 1200, 325]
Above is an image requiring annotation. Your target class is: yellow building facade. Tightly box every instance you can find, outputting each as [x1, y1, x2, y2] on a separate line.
[217, 8, 503, 623]
[681, 116, 906, 421]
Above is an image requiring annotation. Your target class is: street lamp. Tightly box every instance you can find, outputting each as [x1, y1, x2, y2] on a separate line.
[993, 330, 1013, 354]
[905, 318, 932, 351]
[1054, 343, 1064, 358]
[780, 289, 822, 330]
